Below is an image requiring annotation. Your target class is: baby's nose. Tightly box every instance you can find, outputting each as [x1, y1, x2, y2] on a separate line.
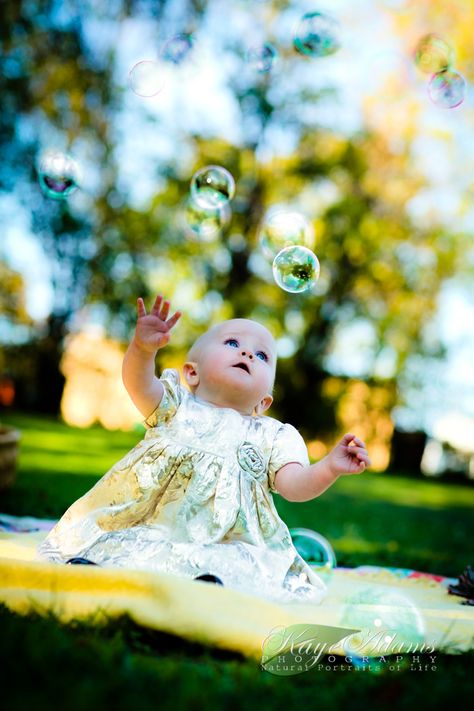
[241, 350, 253, 359]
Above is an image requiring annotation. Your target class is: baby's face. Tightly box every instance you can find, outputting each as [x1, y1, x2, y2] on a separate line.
[185, 319, 277, 415]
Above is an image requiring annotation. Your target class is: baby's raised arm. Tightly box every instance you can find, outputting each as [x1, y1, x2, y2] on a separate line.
[122, 294, 182, 419]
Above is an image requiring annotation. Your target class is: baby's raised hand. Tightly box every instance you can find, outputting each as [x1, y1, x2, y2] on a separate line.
[327, 433, 371, 476]
[133, 294, 182, 354]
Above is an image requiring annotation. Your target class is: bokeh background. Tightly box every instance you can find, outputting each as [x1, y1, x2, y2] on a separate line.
[1, 0, 474, 479]
[1, 2, 474, 703]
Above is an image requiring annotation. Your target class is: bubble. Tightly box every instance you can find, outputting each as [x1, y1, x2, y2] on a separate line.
[258, 210, 314, 260]
[289, 528, 336, 584]
[428, 70, 466, 109]
[190, 165, 236, 210]
[414, 34, 454, 75]
[182, 195, 231, 242]
[161, 33, 193, 64]
[293, 11, 341, 58]
[37, 149, 80, 200]
[246, 42, 278, 73]
[272, 246, 320, 293]
[128, 60, 165, 97]
[339, 588, 426, 667]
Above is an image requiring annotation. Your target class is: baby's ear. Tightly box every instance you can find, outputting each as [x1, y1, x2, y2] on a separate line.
[254, 394, 273, 415]
[183, 362, 199, 388]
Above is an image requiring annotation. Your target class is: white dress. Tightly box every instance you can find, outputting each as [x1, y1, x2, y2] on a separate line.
[37, 368, 328, 605]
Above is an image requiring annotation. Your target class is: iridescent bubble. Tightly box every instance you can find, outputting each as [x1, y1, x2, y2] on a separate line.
[290, 527, 336, 583]
[428, 70, 466, 109]
[246, 42, 278, 73]
[293, 11, 341, 58]
[182, 195, 231, 242]
[37, 149, 80, 200]
[272, 246, 320, 293]
[414, 34, 454, 75]
[128, 60, 164, 97]
[161, 33, 193, 64]
[339, 588, 425, 667]
[259, 210, 314, 260]
[190, 165, 235, 210]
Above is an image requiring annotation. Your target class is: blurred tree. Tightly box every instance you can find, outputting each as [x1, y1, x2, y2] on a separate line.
[0, 260, 32, 327]
[0, 0, 468, 456]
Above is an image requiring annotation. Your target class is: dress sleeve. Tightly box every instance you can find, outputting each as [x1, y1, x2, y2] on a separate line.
[267, 422, 310, 494]
[142, 368, 184, 429]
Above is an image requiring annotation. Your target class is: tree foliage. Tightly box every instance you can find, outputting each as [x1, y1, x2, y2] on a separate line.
[0, 0, 468, 446]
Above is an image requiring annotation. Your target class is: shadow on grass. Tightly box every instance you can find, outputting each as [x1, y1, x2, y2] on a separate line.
[0, 471, 100, 518]
[1, 602, 473, 709]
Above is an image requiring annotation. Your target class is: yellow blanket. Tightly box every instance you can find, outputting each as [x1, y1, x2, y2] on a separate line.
[1, 528, 473, 663]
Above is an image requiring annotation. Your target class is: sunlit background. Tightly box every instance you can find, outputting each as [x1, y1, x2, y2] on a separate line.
[1, 0, 473, 477]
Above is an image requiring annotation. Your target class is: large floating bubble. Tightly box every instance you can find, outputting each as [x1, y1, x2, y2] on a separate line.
[272, 245, 320, 293]
[414, 34, 454, 75]
[258, 210, 314, 260]
[246, 42, 278, 73]
[161, 33, 194, 64]
[293, 11, 341, 58]
[182, 195, 231, 242]
[37, 149, 80, 200]
[339, 587, 426, 668]
[428, 70, 466, 109]
[128, 60, 165, 97]
[190, 165, 235, 210]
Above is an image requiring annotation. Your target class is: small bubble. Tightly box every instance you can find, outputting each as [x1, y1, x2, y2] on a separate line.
[246, 42, 278, 73]
[428, 70, 466, 109]
[414, 34, 454, 75]
[129, 60, 165, 97]
[290, 528, 337, 569]
[272, 246, 320, 293]
[182, 195, 231, 242]
[258, 210, 314, 260]
[190, 165, 235, 210]
[161, 33, 194, 65]
[37, 149, 80, 200]
[293, 11, 341, 58]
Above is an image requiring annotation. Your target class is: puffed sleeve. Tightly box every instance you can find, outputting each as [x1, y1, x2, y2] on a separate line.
[142, 368, 184, 429]
[267, 422, 310, 494]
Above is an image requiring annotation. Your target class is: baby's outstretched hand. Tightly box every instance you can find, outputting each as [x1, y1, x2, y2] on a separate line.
[133, 294, 182, 354]
[327, 433, 371, 476]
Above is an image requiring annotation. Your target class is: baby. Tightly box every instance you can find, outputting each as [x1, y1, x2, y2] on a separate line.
[37, 294, 370, 605]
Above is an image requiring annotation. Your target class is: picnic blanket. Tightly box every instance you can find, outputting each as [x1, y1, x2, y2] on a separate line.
[1, 514, 473, 663]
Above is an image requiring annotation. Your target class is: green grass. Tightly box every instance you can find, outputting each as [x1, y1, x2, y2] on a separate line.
[0, 411, 473, 709]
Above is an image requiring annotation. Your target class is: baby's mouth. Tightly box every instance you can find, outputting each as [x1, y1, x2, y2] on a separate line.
[232, 362, 250, 374]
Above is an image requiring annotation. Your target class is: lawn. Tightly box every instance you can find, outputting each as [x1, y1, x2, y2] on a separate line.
[1, 411, 473, 709]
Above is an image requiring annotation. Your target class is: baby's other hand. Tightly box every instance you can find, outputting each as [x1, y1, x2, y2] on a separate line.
[133, 294, 182, 354]
[328, 433, 371, 477]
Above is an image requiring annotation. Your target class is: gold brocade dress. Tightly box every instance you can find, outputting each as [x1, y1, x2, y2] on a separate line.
[36, 368, 328, 605]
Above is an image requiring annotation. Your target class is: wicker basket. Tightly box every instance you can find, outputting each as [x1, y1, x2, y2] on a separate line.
[0, 425, 20, 491]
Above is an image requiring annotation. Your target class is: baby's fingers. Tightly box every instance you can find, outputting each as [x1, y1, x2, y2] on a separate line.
[159, 299, 170, 322]
[347, 445, 370, 462]
[355, 450, 371, 467]
[150, 294, 164, 316]
[137, 298, 147, 318]
[166, 310, 182, 330]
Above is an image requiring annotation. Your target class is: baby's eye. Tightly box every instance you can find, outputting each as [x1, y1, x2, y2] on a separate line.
[256, 351, 268, 362]
[224, 338, 239, 348]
